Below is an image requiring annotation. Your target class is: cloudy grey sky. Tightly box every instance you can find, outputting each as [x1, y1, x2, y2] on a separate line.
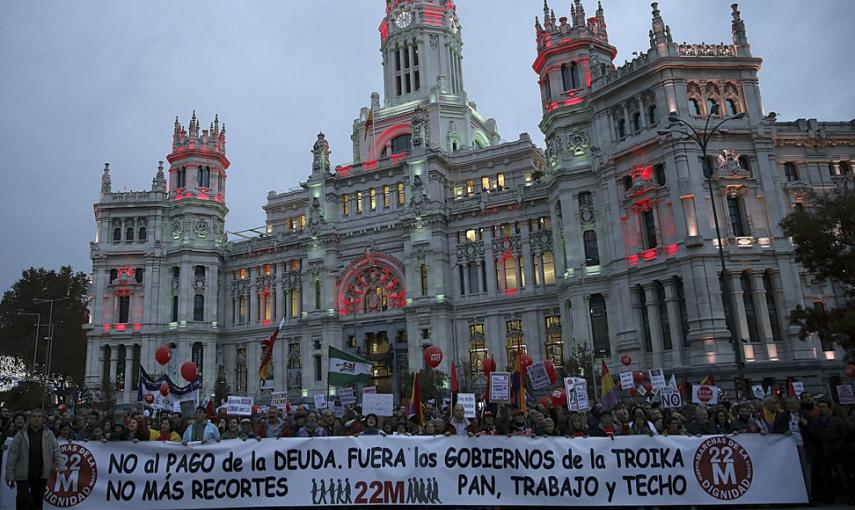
[1, 0, 853, 293]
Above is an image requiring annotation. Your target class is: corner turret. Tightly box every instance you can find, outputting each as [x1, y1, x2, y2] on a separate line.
[100, 162, 111, 194]
[166, 112, 230, 204]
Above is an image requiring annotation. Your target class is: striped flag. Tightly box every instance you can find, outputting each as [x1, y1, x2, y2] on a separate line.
[258, 318, 285, 381]
[328, 346, 373, 386]
[600, 361, 619, 411]
[407, 372, 424, 426]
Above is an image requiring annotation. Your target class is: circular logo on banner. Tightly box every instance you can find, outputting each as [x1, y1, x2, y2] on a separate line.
[697, 386, 713, 403]
[45, 443, 98, 508]
[693, 436, 753, 501]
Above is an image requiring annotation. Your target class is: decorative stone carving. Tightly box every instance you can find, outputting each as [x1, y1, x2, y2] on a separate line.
[171, 221, 183, 240]
[194, 219, 209, 239]
[409, 174, 429, 217]
[307, 196, 324, 237]
[456, 241, 484, 263]
[410, 106, 430, 148]
[528, 229, 553, 254]
[677, 42, 735, 57]
[714, 149, 751, 180]
[312, 132, 331, 174]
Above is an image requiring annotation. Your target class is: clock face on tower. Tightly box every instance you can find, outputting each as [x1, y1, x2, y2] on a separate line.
[394, 10, 412, 29]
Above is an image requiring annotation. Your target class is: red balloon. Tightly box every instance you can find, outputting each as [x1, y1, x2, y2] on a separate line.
[252, 405, 261, 416]
[538, 396, 552, 409]
[57, 404, 67, 415]
[544, 359, 558, 384]
[181, 361, 198, 382]
[621, 354, 632, 367]
[643, 382, 653, 393]
[155, 345, 172, 366]
[633, 371, 645, 385]
[143, 394, 155, 404]
[482, 357, 497, 375]
[159, 382, 169, 396]
[629, 387, 638, 396]
[423, 345, 443, 368]
[846, 364, 855, 378]
[519, 354, 533, 373]
[550, 388, 567, 407]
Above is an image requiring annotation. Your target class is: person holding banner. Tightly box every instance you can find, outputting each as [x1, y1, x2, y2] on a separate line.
[628, 407, 655, 436]
[297, 412, 328, 437]
[4, 408, 65, 510]
[181, 406, 221, 444]
[445, 405, 472, 436]
[150, 418, 181, 442]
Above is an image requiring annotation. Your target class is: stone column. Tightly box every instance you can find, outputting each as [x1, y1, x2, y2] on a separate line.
[728, 273, 750, 344]
[108, 345, 118, 390]
[521, 223, 534, 291]
[642, 283, 665, 368]
[123, 345, 135, 403]
[249, 267, 258, 323]
[483, 229, 497, 296]
[275, 263, 285, 319]
[749, 270, 774, 348]
[662, 279, 685, 367]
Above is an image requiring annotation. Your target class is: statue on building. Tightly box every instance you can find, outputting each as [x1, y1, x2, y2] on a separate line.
[308, 196, 325, 237]
[312, 132, 331, 174]
[409, 174, 429, 217]
[411, 106, 430, 148]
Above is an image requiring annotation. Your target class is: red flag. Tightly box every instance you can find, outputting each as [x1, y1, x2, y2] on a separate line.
[258, 318, 285, 381]
[450, 361, 459, 394]
[205, 399, 216, 420]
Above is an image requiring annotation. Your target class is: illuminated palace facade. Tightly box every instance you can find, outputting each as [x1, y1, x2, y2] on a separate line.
[85, 0, 854, 404]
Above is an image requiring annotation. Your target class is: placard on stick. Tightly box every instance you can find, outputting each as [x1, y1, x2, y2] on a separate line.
[489, 372, 511, 403]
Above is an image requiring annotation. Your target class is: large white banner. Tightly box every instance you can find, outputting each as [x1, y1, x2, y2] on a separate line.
[0, 435, 806, 508]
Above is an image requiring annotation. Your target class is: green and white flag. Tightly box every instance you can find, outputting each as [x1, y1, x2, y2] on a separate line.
[328, 346, 373, 386]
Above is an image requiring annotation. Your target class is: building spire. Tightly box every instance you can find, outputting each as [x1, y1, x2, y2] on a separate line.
[731, 3, 750, 54]
[573, 0, 586, 27]
[152, 160, 166, 192]
[650, 2, 668, 49]
[101, 162, 111, 194]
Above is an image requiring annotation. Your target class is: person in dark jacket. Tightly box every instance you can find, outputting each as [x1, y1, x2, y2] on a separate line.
[4, 409, 66, 510]
[773, 397, 810, 499]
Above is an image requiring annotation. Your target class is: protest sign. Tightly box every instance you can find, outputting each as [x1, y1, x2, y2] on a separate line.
[691, 385, 720, 405]
[619, 371, 634, 390]
[649, 369, 667, 390]
[660, 387, 683, 409]
[270, 392, 288, 412]
[489, 372, 511, 403]
[313, 394, 327, 410]
[751, 385, 765, 400]
[457, 393, 476, 418]
[837, 384, 855, 405]
[790, 381, 804, 397]
[564, 377, 583, 411]
[361, 386, 376, 403]
[339, 387, 356, 406]
[574, 381, 590, 411]
[362, 393, 394, 417]
[527, 361, 552, 390]
[225, 396, 253, 416]
[0, 435, 807, 508]
[332, 401, 344, 418]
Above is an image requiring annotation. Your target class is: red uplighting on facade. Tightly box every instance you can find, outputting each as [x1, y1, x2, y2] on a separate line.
[379, 20, 389, 42]
[390, 152, 408, 164]
[545, 97, 583, 112]
[422, 6, 444, 26]
[626, 255, 640, 267]
[336, 165, 353, 177]
[102, 323, 111, 332]
[132, 323, 143, 331]
[214, 193, 224, 203]
[115, 323, 128, 332]
[363, 159, 379, 171]
[665, 244, 679, 256]
[197, 192, 210, 201]
[261, 319, 272, 326]
[504, 288, 519, 297]
[641, 249, 657, 261]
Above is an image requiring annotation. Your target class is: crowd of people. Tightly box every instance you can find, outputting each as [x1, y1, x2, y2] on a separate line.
[2, 392, 854, 507]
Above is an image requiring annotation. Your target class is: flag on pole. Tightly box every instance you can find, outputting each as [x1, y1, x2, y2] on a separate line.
[407, 372, 424, 426]
[600, 361, 619, 411]
[699, 375, 715, 386]
[668, 374, 678, 390]
[258, 318, 285, 382]
[450, 361, 459, 407]
[512, 351, 527, 413]
[327, 346, 373, 386]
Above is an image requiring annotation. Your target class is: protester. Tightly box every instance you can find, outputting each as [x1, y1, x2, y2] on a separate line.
[297, 412, 328, 437]
[181, 406, 221, 444]
[221, 417, 243, 440]
[358, 414, 385, 436]
[150, 418, 181, 442]
[4, 409, 65, 510]
[445, 405, 471, 436]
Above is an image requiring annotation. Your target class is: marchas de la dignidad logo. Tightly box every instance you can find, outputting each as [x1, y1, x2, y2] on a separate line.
[45, 444, 98, 507]
[693, 436, 753, 501]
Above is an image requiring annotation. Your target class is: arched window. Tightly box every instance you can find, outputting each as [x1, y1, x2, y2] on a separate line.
[543, 75, 552, 100]
[382, 134, 412, 157]
[647, 104, 658, 125]
[632, 112, 642, 132]
[125, 227, 134, 241]
[583, 230, 600, 265]
[544, 316, 563, 363]
[623, 175, 633, 191]
[784, 162, 799, 182]
[688, 98, 701, 116]
[617, 119, 627, 138]
[570, 62, 579, 89]
[134, 268, 144, 284]
[654, 163, 667, 185]
[738, 156, 751, 173]
[193, 294, 204, 321]
[138, 227, 147, 241]
[109, 269, 118, 283]
[726, 98, 739, 116]
[707, 98, 720, 116]
[561, 64, 571, 91]
[113, 228, 122, 242]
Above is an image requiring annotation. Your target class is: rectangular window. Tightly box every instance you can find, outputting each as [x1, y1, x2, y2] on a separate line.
[397, 183, 406, 205]
[341, 194, 350, 216]
[118, 296, 130, 323]
[314, 280, 321, 310]
[543, 251, 555, 285]
[420, 264, 429, 296]
[171, 296, 179, 322]
[290, 289, 301, 318]
[642, 210, 658, 249]
[356, 191, 363, 214]
[496, 173, 506, 190]
[467, 263, 479, 294]
[481, 176, 490, 192]
[544, 315, 563, 363]
[193, 294, 204, 322]
[465, 180, 475, 195]
[727, 197, 746, 237]
[239, 268, 248, 280]
[370, 188, 377, 211]
[383, 185, 391, 208]
[784, 162, 799, 182]
[238, 296, 247, 323]
[263, 294, 271, 321]
[314, 354, 323, 382]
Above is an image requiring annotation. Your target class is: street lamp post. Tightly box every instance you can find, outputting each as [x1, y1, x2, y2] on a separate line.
[17, 311, 41, 368]
[658, 105, 749, 398]
[33, 297, 69, 409]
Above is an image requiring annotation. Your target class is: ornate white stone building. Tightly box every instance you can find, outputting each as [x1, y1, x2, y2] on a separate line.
[85, 0, 854, 404]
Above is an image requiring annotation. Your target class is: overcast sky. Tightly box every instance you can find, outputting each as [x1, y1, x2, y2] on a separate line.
[1, 0, 853, 293]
